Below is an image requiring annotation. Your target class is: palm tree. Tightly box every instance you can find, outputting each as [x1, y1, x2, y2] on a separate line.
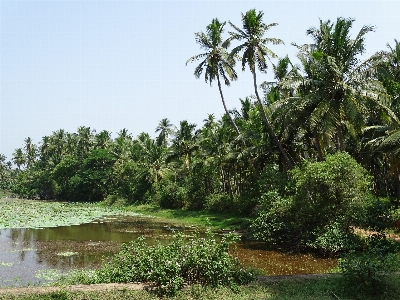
[24, 137, 37, 168]
[228, 9, 292, 169]
[169, 120, 199, 171]
[287, 17, 393, 153]
[95, 130, 112, 149]
[12, 148, 26, 170]
[155, 118, 173, 147]
[77, 126, 94, 157]
[186, 18, 242, 138]
[376, 39, 400, 111]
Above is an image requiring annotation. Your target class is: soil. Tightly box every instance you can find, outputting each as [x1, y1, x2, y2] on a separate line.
[0, 282, 157, 296]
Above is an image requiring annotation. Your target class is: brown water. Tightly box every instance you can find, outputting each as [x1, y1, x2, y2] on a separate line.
[0, 216, 337, 286]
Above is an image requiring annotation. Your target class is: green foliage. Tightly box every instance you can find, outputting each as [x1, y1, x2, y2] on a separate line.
[158, 181, 188, 209]
[339, 233, 400, 292]
[252, 153, 376, 254]
[63, 232, 254, 296]
[306, 219, 362, 255]
[250, 191, 295, 245]
[204, 193, 232, 213]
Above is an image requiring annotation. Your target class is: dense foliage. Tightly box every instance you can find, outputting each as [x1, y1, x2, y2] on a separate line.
[62, 232, 254, 296]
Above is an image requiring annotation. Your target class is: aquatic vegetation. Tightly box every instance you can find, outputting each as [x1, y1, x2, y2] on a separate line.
[56, 252, 79, 257]
[35, 269, 63, 282]
[0, 199, 143, 229]
[0, 262, 13, 267]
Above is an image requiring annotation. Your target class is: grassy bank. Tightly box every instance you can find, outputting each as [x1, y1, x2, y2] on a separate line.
[107, 203, 252, 231]
[2, 275, 400, 300]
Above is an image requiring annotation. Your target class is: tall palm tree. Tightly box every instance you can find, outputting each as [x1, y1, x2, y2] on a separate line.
[24, 137, 37, 168]
[287, 17, 394, 153]
[155, 118, 173, 147]
[228, 9, 292, 169]
[169, 120, 199, 171]
[12, 148, 26, 170]
[186, 18, 242, 138]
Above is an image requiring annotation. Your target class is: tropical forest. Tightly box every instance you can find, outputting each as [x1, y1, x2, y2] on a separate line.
[1, 9, 400, 299]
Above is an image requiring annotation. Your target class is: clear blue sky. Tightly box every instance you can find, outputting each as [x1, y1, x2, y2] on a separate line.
[1, 0, 399, 160]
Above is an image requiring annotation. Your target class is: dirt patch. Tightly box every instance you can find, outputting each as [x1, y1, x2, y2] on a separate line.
[0, 283, 157, 296]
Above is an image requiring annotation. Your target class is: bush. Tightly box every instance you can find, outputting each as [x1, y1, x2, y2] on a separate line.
[204, 193, 232, 213]
[339, 233, 400, 291]
[250, 191, 295, 246]
[158, 181, 188, 209]
[63, 232, 254, 296]
[251, 153, 377, 254]
[306, 219, 361, 255]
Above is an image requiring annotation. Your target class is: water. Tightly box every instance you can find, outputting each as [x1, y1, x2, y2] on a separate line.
[0, 216, 337, 286]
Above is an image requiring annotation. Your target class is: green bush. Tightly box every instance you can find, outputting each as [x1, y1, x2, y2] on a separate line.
[251, 153, 376, 254]
[339, 233, 400, 291]
[63, 232, 254, 296]
[204, 193, 232, 213]
[158, 181, 188, 209]
[250, 191, 295, 246]
[306, 219, 361, 255]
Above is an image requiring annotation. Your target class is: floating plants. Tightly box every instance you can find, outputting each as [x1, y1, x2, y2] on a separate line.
[0, 199, 143, 229]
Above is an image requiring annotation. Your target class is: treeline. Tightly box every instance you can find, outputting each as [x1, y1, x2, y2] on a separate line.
[1, 11, 400, 259]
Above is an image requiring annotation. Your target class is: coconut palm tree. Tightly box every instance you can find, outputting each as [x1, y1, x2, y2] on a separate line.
[155, 118, 173, 147]
[228, 9, 292, 169]
[279, 18, 395, 156]
[12, 148, 26, 170]
[169, 121, 199, 171]
[187, 18, 242, 138]
[306, 18, 386, 150]
[95, 130, 112, 149]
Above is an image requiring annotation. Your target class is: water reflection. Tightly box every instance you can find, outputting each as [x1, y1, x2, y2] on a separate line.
[0, 216, 337, 286]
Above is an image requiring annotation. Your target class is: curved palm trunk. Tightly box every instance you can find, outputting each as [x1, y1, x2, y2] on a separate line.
[216, 74, 243, 140]
[252, 70, 293, 169]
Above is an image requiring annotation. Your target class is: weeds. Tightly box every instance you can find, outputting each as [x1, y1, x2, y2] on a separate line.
[61, 231, 254, 296]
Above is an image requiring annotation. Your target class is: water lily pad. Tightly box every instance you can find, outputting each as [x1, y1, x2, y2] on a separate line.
[0, 262, 13, 267]
[56, 251, 79, 257]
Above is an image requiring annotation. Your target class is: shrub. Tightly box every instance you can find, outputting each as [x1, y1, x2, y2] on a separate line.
[251, 153, 377, 254]
[204, 193, 232, 213]
[250, 191, 295, 246]
[306, 219, 361, 255]
[158, 181, 187, 209]
[63, 232, 254, 296]
[339, 233, 400, 291]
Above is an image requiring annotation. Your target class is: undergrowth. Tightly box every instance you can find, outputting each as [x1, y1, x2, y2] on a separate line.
[60, 231, 255, 296]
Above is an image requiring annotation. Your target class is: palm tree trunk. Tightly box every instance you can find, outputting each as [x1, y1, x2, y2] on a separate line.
[216, 74, 243, 140]
[313, 128, 324, 161]
[252, 71, 293, 169]
[337, 124, 345, 151]
[397, 168, 400, 209]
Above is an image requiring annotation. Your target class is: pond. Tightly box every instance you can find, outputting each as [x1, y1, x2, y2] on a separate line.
[0, 214, 337, 287]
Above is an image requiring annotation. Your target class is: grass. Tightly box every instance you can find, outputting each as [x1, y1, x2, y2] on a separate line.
[2, 275, 400, 299]
[117, 204, 252, 231]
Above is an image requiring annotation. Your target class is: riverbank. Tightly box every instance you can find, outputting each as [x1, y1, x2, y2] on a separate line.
[1, 274, 400, 300]
[116, 203, 252, 231]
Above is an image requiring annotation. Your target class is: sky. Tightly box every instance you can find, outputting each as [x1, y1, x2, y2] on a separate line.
[1, 0, 399, 161]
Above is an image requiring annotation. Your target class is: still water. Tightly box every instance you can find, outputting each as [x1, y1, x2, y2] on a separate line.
[0, 216, 337, 286]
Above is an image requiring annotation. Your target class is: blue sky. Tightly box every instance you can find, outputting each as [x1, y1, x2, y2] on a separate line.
[1, 0, 399, 160]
